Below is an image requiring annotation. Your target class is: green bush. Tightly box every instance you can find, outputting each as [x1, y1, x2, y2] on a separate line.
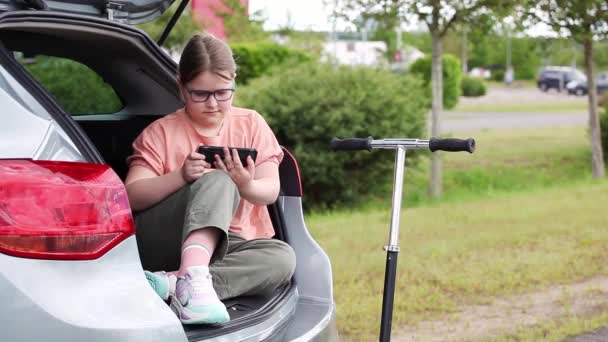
[23, 56, 122, 114]
[235, 63, 429, 209]
[231, 42, 311, 85]
[408, 54, 461, 110]
[461, 76, 487, 97]
[492, 69, 505, 82]
[515, 65, 537, 81]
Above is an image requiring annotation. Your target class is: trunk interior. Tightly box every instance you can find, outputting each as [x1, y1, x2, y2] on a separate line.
[76, 113, 295, 339]
[0, 12, 295, 340]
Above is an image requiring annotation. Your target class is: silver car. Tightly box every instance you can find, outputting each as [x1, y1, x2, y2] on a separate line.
[0, 1, 337, 341]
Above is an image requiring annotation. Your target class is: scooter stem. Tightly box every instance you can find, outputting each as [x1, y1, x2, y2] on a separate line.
[330, 136, 474, 341]
[387, 147, 406, 248]
[379, 146, 407, 342]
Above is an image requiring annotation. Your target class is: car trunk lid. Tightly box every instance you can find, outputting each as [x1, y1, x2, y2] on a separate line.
[0, 0, 175, 24]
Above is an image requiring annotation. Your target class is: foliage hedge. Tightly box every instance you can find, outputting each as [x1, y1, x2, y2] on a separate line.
[235, 63, 429, 209]
[22, 43, 310, 114]
[461, 76, 487, 97]
[492, 69, 505, 82]
[137, 3, 200, 51]
[409, 54, 461, 110]
[23, 56, 121, 114]
[231, 42, 311, 85]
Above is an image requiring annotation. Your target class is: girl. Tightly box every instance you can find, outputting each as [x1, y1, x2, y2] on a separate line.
[125, 34, 295, 325]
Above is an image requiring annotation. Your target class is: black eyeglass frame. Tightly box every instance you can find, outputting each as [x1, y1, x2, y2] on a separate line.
[185, 88, 235, 103]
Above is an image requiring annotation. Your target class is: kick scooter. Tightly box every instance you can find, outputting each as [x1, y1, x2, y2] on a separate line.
[330, 136, 476, 342]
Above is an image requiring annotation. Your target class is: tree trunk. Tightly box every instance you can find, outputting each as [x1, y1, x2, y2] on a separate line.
[429, 29, 443, 197]
[583, 39, 605, 178]
[461, 29, 468, 74]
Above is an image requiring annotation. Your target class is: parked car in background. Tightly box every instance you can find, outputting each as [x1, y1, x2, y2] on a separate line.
[566, 71, 608, 96]
[0, 1, 337, 341]
[537, 66, 586, 92]
[468, 67, 491, 79]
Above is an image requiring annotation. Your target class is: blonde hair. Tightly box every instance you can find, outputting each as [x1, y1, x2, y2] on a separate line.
[178, 33, 237, 84]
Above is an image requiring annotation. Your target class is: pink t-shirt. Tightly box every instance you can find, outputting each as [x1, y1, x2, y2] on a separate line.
[127, 107, 284, 240]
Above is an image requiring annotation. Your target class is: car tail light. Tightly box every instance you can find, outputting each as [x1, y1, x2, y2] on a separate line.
[0, 160, 135, 260]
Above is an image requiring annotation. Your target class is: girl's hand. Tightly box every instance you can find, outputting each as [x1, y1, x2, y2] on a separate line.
[181, 150, 211, 183]
[214, 147, 255, 189]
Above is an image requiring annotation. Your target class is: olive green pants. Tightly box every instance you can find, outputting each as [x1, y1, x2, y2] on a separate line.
[134, 171, 296, 300]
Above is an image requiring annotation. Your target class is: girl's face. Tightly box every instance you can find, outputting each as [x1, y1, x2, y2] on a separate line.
[180, 71, 235, 130]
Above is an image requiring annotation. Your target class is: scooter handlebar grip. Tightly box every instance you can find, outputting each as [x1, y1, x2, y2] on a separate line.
[330, 137, 373, 152]
[429, 137, 476, 153]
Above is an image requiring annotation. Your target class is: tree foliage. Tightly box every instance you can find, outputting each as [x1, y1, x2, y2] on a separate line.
[333, 0, 517, 39]
[231, 43, 312, 85]
[235, 63, 429, 209]
[525, 0, 608, 177]
[333, 0, 520, 196]
[24, 57, 121, 114]
[138, 1, 271, 48]
[526, 1, 608, 43]
[409, 54, 462, 109]
[137, 2, 201, 50]
[461, 76, 487, 97]
[211, 0, 269, 42]
[404, 30, 608, 79]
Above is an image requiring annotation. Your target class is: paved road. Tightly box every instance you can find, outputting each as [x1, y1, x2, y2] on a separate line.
[437, 111, 587, 133]
[458, 85, 586, 107]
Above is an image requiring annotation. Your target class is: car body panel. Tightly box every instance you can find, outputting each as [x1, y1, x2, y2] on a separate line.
[566, 74, 608, 96]
[278, 298, 338, 341]
[0, 0, 175, 24]
[0, 237, 189, 342]
[0, 54, 83, 160]
[0, 8, 338, 342]
[278, 196, 338, 341]
[280, 196, 334, 302]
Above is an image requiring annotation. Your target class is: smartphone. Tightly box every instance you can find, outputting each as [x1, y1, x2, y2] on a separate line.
[197, 145, 258, 167]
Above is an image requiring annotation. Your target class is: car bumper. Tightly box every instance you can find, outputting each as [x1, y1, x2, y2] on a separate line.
[1, 236, 338, 342]
[1, 195, 338, 342]
[277, 297, 338, 341]
[0, 236, 188, 342]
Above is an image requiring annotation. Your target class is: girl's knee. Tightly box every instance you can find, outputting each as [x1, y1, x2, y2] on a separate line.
[188, 172, 239, 206]
[191, 170, 234, 189]
[267, 241, 296, 283]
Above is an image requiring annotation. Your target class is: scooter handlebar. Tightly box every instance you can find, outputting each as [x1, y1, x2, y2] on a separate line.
[330, 137, 373, 152]
[429, 137, 475, 153]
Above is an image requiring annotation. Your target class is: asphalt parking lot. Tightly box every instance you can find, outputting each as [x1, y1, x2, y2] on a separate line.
[439, 85, 588, 133]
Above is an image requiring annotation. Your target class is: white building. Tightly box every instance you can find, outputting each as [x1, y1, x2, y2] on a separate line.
[322, 40, 388, 66]
[322, 40, 424, 71]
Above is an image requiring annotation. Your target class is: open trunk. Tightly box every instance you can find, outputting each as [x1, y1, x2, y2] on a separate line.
[0, 11, 301, 340]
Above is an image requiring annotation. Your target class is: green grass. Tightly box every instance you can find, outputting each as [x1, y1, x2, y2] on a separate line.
[308, 182, 608, 340]
[398, 126, 594, 208]
[305, 126, 608, 340]
[485, 80, 536, 88]
[333, 126, 593, 213]
[453, 102, 587, 113]
[489, 309, 608, 342]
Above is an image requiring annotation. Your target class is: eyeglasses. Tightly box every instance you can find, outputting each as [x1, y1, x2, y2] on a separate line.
[185, 88, 235, 102]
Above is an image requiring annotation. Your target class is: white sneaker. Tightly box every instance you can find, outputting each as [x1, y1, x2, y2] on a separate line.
[144, 271, 177, 301]
[170, 265, 229, 324]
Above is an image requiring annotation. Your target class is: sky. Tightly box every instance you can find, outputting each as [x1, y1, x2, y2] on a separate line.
[249, 0, 338, 31]
[248, 0, 556, 37]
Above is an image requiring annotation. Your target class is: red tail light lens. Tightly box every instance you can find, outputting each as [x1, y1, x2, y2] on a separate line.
[0, 160, 135, 260]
